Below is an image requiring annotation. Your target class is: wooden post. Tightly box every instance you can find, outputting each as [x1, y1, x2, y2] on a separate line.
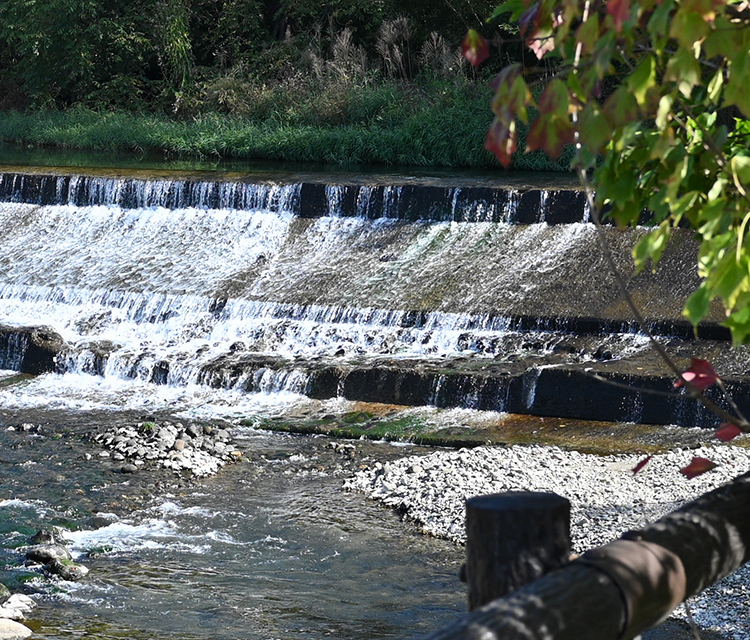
[465, 492, 571, 610]
[428, 471, 750, 640]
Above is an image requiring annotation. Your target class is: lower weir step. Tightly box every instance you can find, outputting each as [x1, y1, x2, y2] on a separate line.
[1, 324, 745, 429]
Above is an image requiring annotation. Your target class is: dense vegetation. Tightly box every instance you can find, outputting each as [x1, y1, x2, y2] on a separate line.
[0, 0, 566, 169]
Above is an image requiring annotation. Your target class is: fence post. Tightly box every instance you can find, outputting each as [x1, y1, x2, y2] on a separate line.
[465, 492, 571, 610]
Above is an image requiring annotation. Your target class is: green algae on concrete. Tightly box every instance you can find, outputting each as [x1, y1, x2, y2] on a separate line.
[0, 373, 33, 388]
[242, 401, 720, 455]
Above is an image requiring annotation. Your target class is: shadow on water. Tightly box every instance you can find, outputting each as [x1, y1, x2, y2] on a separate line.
[0, 141, 578, 189]
[0, 411, 465, 640]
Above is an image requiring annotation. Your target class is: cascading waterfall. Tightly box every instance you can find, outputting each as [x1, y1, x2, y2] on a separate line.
[0, 170, 736, 425]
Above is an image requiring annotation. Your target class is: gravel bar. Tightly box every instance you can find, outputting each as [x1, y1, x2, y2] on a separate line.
[345, 443, 750, 639]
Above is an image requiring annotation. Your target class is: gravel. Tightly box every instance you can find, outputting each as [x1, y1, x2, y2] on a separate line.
[88, 420, 242, 477]
[345, 442, 750, 639]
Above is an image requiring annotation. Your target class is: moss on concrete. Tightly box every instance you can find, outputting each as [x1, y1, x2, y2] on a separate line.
[241, 401, 715, 455]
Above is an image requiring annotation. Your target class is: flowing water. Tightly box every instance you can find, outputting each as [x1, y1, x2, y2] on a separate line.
[0, 165, 716, 638]
[0, 410, 465, 639]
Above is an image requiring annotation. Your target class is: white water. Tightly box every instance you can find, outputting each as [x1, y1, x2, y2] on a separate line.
[0, 176, 653, 416]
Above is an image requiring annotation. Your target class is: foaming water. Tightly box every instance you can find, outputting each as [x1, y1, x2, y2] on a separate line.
[0, 180, 660, 417]
[0, 425, 465, 640]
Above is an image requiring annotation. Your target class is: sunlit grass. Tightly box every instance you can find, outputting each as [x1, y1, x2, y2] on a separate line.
[0, 80, 572, 171]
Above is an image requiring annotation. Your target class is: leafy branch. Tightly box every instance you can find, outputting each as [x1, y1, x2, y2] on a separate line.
[462, 0, 750, 477]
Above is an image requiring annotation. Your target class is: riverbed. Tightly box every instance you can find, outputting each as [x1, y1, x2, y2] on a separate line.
[0, 402, 467, 640]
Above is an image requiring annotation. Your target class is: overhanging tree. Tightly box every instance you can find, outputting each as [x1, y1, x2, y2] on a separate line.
[469, 0, 750, 341]
[464, 0, 750, 450]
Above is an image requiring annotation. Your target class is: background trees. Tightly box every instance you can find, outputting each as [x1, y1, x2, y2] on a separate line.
[0, 0, 506, 112]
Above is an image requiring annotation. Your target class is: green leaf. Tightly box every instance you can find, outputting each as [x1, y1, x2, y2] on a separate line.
[627, 55, 656, 110]
[575, 12, 600, 53]
[731, 155, 750, 191]
[726, 49, 750, 118]
[705, 16, 750, 59]
[648, 0, 675, 53]
[664, 46, 701, 97]
[655, 94, 674, 130]
[709, 254, 747, 304]
[671, 190, 700, 220]
[490, 0, 526, 22]
[725, 305, 750, 344]
[684, 284, 711, 327]
[633, 222, 671, 273]
[669, 7, 710, 50]
[577, 103, 610, 153]
[697, 198, 729, 239]
[707, 69, 723, 104]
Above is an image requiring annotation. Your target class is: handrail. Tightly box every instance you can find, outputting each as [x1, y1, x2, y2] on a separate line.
[426, 471, 750, 639]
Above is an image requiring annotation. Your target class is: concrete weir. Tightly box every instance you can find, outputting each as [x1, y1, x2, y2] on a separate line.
[0, 168, 746, 428]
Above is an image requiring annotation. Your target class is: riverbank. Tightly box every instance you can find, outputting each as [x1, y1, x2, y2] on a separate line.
[0, 105, 572, 172]
[345, 441, 750, 639]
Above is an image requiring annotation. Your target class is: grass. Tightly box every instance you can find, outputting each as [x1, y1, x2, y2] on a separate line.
[0, 78, 572, 171]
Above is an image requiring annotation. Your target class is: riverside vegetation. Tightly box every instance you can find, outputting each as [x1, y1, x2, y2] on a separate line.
[0, 1, 568, 170]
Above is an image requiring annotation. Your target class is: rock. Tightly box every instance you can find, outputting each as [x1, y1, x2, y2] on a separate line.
[185, 424, 202, 438]
[0, 618, 33, 639]
[79, 516, 114, 530]
[29, 529, 57, 545]
[172, 439, 186, 451]
[0, 595, 36, 621]
[0, 585, 9, 605]
[25, 544, 71, 564]
[121, 464, 138, 474]
[46, 559, 89, 581]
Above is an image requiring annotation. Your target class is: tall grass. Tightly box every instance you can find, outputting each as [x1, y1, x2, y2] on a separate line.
[0, 79, 570, 171]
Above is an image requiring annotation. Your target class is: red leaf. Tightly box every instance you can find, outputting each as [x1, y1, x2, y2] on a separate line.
[674, 358, 720, 392]
[462, 29, 490, 67]
[519, 3, 540, 38]
[680, 456, 718, 479]
[525, 80, 574, 159]
[715, 423, 742, 442]
[486, 117, 517, 168]
[526, 28, 556, 59]
[607, 0, 631, 32]
[633, 455, 653, 474]
[603, 86, 639, 128]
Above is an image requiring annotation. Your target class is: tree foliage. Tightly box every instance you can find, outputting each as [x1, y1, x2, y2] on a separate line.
[474, 0, 750, 345]
[0, 0, 505, 110]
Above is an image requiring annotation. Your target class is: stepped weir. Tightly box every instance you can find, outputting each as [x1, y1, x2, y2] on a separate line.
[1, 168, 748, 427]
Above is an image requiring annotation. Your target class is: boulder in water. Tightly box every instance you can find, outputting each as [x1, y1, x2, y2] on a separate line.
[0, 324, 68, 375]
[25, 544, 71, 564]
[0, 595, 36, 621]
[0, 619, 32, 640]
[46, 559, 89, 581]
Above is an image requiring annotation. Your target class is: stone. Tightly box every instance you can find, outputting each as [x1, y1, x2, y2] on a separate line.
[0, 618, 33, 639]
[0, 585, 9, 605]
[29, 529, 57, 545]
[185, 424, 202, 438]
[25, 544, 71, 564]
[0, 595, 36, 621]
[121, 464, 138, 474]
[46, 559, 89, 581]
[172, 439, 186, 451]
